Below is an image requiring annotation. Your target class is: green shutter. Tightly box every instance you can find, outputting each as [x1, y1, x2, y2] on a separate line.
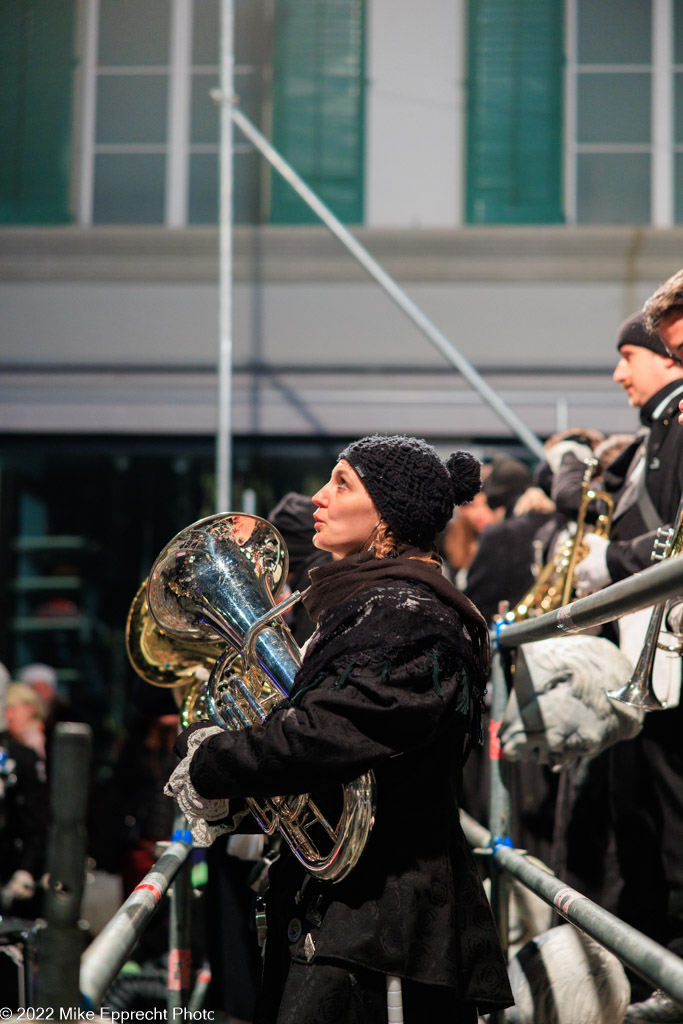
[466, 0, 564, 224]
[0, 0, 76, 224]
[270, 0, 365, 224]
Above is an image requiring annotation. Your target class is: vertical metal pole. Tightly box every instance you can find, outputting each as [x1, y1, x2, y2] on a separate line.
[76, 0, 99, 225]
[36, 723, 92, 1009]
[563, 0, 578, 225]
[487, 646, 512, 1024]
[166, 0, 193, 227]
[167, 827, 194, 1012]
[651, 0, 674, 227]
[216, 0, 234, 513]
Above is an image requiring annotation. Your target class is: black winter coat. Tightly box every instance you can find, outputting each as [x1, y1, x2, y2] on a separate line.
[0, 732, 48, 884]
[182, 564, 512, 1016]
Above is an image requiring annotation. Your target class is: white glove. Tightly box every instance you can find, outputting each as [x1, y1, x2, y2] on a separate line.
[165, 726, 232, 846]
[573, 532, 611, 597]
[1, 869, 36, 907]
[545, 440, 595, 476]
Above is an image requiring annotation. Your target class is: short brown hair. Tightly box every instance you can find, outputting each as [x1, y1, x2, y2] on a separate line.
[642, 268, 683, 332]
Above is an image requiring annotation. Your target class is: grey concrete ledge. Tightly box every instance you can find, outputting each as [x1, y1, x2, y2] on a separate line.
[2, 224, 682, 284]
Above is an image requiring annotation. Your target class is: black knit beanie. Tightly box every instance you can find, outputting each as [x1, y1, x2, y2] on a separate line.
[338, 434, 481, 548]
[617, 312, 670, 358]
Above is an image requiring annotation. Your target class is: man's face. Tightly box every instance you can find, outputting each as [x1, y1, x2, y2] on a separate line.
[658, 309, 683, 362]
[612, 344, 669, 407]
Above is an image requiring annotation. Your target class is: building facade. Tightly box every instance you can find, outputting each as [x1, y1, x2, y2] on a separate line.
[1, 0, 682, 694]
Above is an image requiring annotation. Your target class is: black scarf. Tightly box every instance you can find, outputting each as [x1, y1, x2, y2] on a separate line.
[294, 551, 490, 746]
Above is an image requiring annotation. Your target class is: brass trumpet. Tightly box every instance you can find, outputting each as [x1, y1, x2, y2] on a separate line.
[607, 493, 683, 711]
[507, 458, 614, 622]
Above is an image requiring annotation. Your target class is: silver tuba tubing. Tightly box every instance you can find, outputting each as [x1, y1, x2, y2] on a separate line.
[147, 512, 376, 882]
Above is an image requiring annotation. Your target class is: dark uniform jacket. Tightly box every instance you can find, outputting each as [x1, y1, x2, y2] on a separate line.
[180, 556, 512, 1017]
[464, 510, 557, 624]
[553, 379, 683, 582]
[0, 731, 48, 885]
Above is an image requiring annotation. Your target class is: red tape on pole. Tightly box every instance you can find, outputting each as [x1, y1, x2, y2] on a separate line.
[168, 948, 192, 991]
[133, 881, 163, 903]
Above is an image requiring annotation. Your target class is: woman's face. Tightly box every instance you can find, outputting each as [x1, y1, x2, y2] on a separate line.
[312, 459, 381, 560]
[6, 701, 37, 735]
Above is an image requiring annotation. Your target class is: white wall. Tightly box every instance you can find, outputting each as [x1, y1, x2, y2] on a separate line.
[365, 0, 464, 227]
[2, 224, 679, 444]
[0, 279, 655, 371]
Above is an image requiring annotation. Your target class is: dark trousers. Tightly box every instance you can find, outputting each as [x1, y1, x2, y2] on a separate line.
[255, 958, 479, 1024]
[609, 703, 683, 955]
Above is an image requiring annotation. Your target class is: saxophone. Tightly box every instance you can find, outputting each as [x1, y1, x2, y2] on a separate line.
[506, 458, 614, 622]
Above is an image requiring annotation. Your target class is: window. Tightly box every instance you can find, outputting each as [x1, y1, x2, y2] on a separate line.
[82, 0, 271, 225]
[0, 0, 77, 224]
[567, 0, 682, 225]
[270, 0, 365, 224]
[75, 0, 364, 226]
[465, 0, 564, 225]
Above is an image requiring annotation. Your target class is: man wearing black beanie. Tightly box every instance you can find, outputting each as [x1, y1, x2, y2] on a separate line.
[555, 311, 683, 1022]
[572, 311, 683, 589]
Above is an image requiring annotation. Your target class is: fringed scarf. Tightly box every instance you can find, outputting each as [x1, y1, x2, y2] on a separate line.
[292, 550, 490, 749]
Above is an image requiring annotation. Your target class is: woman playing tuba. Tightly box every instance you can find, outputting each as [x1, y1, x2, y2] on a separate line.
[164, 435, 513, 1024]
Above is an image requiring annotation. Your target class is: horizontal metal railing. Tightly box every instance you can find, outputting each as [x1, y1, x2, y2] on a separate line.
[494, 554, 683, 648]
[462, 811, 683, 1007]
[482, 552, 683, 1021]
[79, 836, 192, 1009]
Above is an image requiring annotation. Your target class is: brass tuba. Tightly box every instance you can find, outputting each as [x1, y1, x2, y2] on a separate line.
[126, 579, 224, 689]
[143, 511, 376, 883]
[506, 458, 614, 622]
[607, 492, 683, 711]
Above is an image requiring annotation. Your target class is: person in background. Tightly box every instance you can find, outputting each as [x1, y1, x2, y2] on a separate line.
[0, 665, 48, 920]
[463, 454, 539, 624]
[570, 313, 683, 593]
[268, 491, 332, 645]
[17, 662, 68, 763]
[439, 468, 499, 589]
[165, 434, 513, 1023]
[553, 313, 683, 1023]
[18, 662, 59, 719]
[641, 267, 683, 425]
[5, 682, 47, 762]
[114, 704, 179, 898]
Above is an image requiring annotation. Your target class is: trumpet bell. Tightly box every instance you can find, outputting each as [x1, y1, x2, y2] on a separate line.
[607, 682, 667, 711]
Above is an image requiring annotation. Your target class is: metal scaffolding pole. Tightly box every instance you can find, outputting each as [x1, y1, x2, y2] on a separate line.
[80, 837, 193, 1009]
[220, 103, 545, 461]
[215, 0, 234, 513]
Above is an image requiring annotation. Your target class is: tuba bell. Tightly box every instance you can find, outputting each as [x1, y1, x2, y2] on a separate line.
[143, 511, 376, 883]
[126, 579, 224, 689]
[506, 458, 614, 622]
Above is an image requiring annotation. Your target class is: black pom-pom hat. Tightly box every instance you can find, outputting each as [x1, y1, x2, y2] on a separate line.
[338, 434, 481, 549]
